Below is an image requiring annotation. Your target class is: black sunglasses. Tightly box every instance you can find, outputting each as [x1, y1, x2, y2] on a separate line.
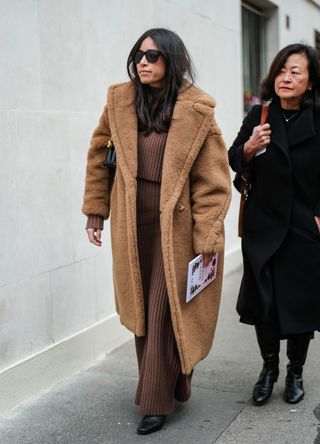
[134, 49, 163, 64]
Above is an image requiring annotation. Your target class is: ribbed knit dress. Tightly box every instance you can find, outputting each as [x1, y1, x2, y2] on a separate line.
[134, 130, 192, 416]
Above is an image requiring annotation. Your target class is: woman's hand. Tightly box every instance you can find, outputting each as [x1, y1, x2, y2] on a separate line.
[243, 123, 271, 163]
[315, 216, 320, 232]
[203, 253, 214, 267]
[86, 228, 102, 246]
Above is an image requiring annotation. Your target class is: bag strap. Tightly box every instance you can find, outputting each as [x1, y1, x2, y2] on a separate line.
[240, 102, 270, 183]
[238, 102, 270, 237]
[260, 102, 269, 125]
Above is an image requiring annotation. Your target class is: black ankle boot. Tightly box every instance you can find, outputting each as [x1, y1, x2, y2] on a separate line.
[284, 369, 304, 404]
[252, 324, 280, 406]
[284, 334, 310, 404]
[252, 353, 279, 405]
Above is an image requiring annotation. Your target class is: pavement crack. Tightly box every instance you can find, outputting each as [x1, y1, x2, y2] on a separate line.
[314, 403, 320, 443]
[213, 399, 250, 442]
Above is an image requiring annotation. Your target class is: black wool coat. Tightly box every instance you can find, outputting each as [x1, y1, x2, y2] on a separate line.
[229, 101, 320, 335]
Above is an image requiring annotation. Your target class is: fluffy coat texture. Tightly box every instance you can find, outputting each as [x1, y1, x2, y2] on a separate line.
[229, 102, 320, 335]
[83, 81, 231, 374]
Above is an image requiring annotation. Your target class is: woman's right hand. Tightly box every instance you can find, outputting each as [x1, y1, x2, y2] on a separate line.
[86, 228, 102, 247]
[243, 123, 271, 163]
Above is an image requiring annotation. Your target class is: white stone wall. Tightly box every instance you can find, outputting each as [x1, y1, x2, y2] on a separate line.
[274, 0, 320, 51]
[0, 0, 319, 412]
[0, 0, 242, 376]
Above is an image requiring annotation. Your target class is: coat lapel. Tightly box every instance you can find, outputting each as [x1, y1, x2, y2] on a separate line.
[107, 82, 137, 182]
[268, 102, 316, 153]
[267, 101, 289, 159]
[287, 106, 316, 147]
[107, 82, 214, 207]
[160, 90, 214, 211]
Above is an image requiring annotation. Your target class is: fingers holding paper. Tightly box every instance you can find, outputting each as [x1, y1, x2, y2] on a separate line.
[203, 253, 214, 267]
[243, 123, 271, 163]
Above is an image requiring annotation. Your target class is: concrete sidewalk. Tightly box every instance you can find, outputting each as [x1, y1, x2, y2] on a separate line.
[0, 268, 319, 444]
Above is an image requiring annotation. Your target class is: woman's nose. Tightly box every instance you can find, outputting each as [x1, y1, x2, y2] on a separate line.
[283, 72, 291, 82]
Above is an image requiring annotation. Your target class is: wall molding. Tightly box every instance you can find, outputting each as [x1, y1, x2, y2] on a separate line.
[0, 247, 242, 415]
[0, 314, 131, 415]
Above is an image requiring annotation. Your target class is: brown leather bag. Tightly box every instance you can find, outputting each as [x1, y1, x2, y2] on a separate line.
[237, 103, 269, 237]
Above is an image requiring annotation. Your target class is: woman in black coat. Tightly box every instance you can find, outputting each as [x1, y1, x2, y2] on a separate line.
[229, 43, 320, 406]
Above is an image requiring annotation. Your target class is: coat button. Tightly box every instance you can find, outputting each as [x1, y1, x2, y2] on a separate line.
[177, 203, 185, 212]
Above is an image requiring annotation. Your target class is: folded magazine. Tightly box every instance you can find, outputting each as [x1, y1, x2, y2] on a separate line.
[186, 253, 218, 303]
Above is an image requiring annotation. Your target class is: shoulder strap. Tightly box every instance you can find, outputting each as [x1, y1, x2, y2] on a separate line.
[237, 102, 269, 238]
[260, 103, 269, 125]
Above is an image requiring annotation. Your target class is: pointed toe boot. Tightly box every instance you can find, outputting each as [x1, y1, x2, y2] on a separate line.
[283, 334, 310, 404]
[252, 323, 280, 406]
[284, 372, 304, 404]
[252, 356, 279, 405]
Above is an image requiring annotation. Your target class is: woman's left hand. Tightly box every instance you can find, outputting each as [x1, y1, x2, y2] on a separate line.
[86, 228, 103, 246]
[203, 253, 214, 267]
[315, 216, 320, 232]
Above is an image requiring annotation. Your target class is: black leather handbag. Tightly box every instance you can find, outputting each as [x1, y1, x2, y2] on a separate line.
[103, 138, 116, 169]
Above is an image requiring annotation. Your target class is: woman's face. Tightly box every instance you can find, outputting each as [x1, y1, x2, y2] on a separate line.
[274, 52, 312, 108]
[135, 37, 166, 88]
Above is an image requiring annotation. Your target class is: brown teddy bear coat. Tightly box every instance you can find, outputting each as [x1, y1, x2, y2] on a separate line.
[83, 81, 231, 374]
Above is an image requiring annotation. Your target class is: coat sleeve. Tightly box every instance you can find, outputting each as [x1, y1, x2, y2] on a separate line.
[82, 105, 114, 220]
[228, 105, 261, 173]
[190, 118, 231, 254]
[316, 176, 320, 216]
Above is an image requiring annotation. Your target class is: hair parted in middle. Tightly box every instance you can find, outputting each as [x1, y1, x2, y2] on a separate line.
[261, 43, 320, 111]
[127, 28, 195, 132]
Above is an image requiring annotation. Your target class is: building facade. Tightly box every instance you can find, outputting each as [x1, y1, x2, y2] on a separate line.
[0, 0, 319, 412]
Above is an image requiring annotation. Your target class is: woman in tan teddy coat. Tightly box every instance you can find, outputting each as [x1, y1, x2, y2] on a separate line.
[82, 28, 231, 435]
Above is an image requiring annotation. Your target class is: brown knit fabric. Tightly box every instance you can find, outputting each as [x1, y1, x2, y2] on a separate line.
[135, 131, 192, 416]
[137, 131, 167, 182]
[86, 214, 104, 230]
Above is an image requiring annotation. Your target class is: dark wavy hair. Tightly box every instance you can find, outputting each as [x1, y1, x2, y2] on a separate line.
[261, 43, 320, 111]
[127, 28, 195, 132]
